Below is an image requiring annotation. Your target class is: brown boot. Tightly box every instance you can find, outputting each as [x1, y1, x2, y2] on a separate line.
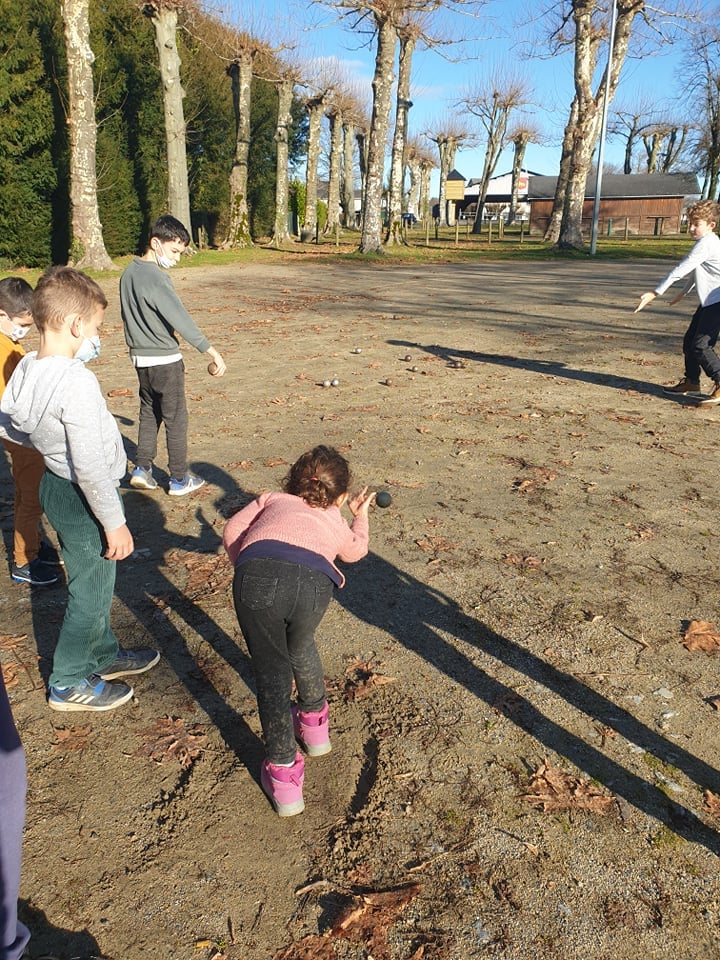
[663, 377, 700, 395]
[699, 381, 720, 405]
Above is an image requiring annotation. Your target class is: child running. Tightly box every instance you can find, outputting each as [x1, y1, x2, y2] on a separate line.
[223, 446, 374, 817]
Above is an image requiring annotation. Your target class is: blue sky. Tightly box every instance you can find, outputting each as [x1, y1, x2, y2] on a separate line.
[229, 0, 697, 187]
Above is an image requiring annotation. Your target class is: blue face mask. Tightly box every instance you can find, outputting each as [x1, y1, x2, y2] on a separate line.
[75, 335, 101, 363]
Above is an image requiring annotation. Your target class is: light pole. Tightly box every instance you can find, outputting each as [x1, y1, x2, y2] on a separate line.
[590, 0, 618, 255]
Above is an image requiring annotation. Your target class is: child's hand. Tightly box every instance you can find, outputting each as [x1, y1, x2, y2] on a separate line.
[634, 291, 656, 313]
[207, 348, 226, 377]
[105, 523, 134, 560]
[348, 486, 375, 517]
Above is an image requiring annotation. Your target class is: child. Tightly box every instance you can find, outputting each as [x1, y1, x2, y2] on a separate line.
[0, 267, 159, 712]
[223, 446, 374, 816]
[0, 277, 61, 586]
[120, 215, 227, 496]
[635, 199, 720, 404]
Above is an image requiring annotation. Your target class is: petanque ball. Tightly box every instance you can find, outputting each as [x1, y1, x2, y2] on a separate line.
[375, 490, 392, 508]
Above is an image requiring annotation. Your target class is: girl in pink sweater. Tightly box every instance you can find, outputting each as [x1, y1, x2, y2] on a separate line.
[223, 446, 374, 816]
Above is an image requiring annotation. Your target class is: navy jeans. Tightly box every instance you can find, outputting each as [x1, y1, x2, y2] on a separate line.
[134, 360, 189, 479]
[0, 673, 29, 960]
[232, 558, 334, 764]
[683, 301, 720, 383]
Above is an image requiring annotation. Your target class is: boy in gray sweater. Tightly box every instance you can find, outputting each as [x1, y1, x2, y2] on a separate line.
[120, 215, 226, 495]
[0, 267, 159, 711]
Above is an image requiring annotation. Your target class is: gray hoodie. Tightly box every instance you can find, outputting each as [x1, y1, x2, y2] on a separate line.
[0, 352, 127, 532]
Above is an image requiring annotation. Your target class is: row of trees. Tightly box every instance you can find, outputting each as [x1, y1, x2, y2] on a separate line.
[2, 0, 720, 266]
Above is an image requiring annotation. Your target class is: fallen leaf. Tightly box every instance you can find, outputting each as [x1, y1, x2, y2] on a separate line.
[106, 387, 133, 397]
[0, 634, 28, 651]
[341, 657, 396, 701]
[1, 663, 19, 687]
[521, 758, 615, 815]
[136, 716, 207, 768]
[331, 884, 422, 959]
[704, 789, 720, 819]
[682, 620, 720, 653]
[272, 935, 336, 960]
[264, 457, 288, 467]
[53, 724, 91, 751]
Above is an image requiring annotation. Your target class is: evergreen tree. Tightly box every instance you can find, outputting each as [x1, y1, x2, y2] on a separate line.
[0, 2, 56, 266]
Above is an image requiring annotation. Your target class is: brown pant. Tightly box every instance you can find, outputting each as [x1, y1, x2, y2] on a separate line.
[1, 439, 45, 567]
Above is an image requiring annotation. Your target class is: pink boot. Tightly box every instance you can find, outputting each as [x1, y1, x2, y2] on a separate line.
[261, 752, 305, 817]
[292, 701, 331, 757]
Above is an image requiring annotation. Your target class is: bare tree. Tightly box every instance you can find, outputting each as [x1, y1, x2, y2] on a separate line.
[385, 15, 423, 245]
[506, 121, 540, 223]
[542, 0, 691, 248]
[302, 86, 332, 239]
[641, 120, 690, 172]
[610, 95, 655, 173]
[461, 67, 530, 233]
[427, 123, 469, 225]
[270, 62, 301, 246]
[342, 92, 369, 228]
[61, 0, 113, 268]
[681, 18, 720, 199]
[144, 0, 193, 239]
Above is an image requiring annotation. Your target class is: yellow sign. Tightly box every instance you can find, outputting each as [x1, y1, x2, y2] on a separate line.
[446, 180, 465, 200]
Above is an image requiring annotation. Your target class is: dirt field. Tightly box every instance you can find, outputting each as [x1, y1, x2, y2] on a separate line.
[3, 254, 720, 960]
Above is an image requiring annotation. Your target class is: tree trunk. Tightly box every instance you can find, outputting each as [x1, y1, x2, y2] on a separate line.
[342, 121, 356, 228]
[436, 137, 457, 227]
[147, 2, 192, 241]
[419, 160, 431, 222]
[324, 108, 343, 235]
[359, 16, 397, 254]
[224, 52, 253, 248]
[407, 157, 421, 220]
[303, 95, 325, 239]
[507, 138, 528, 224]
[272, 76, 294, 246]
[385, 30, 415, 247]
[471, 104, 508, 234]
[556, 0, 643, 250]
[61, 0, 113, 269]
[544, 97, 578, 242]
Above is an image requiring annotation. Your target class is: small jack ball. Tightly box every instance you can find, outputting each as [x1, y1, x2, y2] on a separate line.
[375, 490, 392, 508]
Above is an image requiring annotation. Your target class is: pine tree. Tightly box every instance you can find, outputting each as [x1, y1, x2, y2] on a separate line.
[0, 2, 56, 266]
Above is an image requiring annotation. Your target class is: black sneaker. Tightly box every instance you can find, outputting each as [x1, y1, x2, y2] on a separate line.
[38, 540, 64, 566]
[98, 647, 160, 680]
[48, 675, 133, 712]
[11, 559, 58, 586]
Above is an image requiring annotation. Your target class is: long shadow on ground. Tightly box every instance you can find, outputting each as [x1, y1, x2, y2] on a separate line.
[388, 339, 691, 400]
[337, 551, 720, 856]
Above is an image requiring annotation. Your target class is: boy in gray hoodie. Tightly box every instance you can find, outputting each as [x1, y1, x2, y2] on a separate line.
[0, 267, 159, 712]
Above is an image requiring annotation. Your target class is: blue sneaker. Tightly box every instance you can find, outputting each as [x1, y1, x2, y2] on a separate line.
[130, 465, 158, 490]
[99, 647, 160, 680]
[11, 559, 58, 586]
[168, 472, 205, 496]
[48, 675, 133, 712]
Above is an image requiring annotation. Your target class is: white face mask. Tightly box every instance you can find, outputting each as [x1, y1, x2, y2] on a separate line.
[153, 240, 176, 269]
[75, 335, 101, 363]
[10, 324, 30, 342]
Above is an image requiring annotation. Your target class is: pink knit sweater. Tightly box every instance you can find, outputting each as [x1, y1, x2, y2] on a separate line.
[222, 491, 369, 587]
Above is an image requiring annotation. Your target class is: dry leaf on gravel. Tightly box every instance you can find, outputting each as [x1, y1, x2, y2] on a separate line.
[521, 758, 615, 815]
[331, 884, 422, 959]
[502, 554, 544, 570]
[264, 457, 288, 468]
[272, 935, 336, 960]
[0, 634, 28, 651]
[341, 657, 396, 701]
[681, 620, 720, 653]
[106, 387, 133, 397]
[53, 724, 91, 752]
[703, 789, 720, 819]
[1, 663, 19, 687]
[136, 716, 207, 768]
[414, 535, 459, 555]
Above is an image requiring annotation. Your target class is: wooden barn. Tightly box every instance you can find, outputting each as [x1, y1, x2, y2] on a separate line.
[528, 173, 700, 237]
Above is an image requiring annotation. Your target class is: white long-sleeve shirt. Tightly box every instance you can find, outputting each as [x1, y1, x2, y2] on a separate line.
[654, 231, 720, 307]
